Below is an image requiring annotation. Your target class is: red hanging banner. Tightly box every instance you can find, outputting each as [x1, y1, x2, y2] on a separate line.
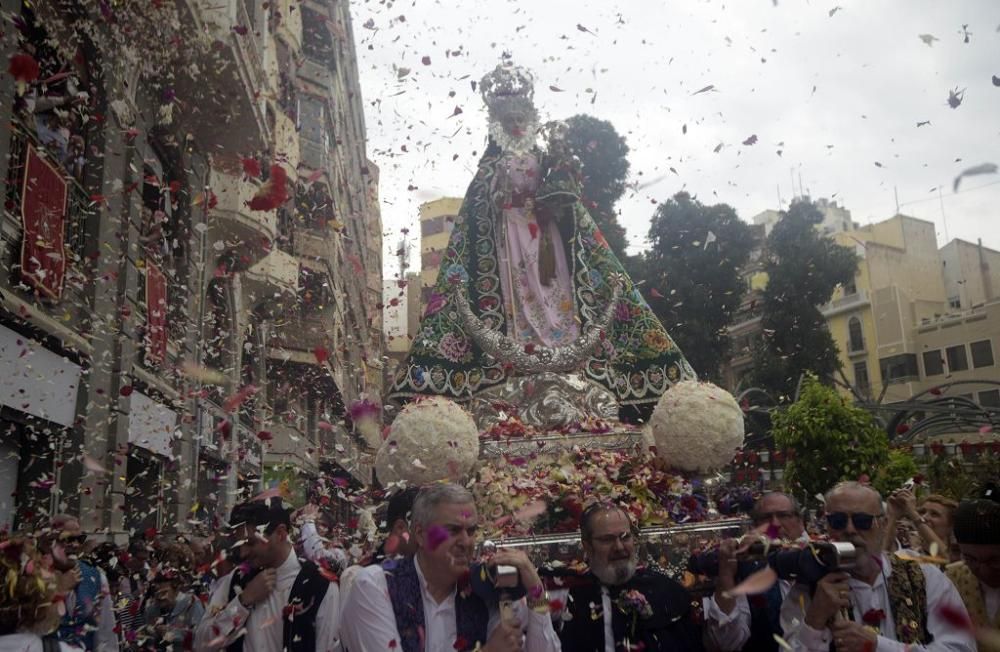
[20, 144, 68, 299]
[145, 262, 168, 366]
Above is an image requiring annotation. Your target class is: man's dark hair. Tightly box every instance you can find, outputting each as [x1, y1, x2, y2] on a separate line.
[580, 502, 634, 542]
[386, 487, 419, 530]
[750, 491, 803, 523]
[228, 498, 292, 535]
[953, 483, 1000, 545]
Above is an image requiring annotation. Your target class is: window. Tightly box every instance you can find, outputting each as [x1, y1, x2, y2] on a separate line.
[422, 216, 445, 237]
[948, 296, 961, 310]
[848, 317, 864, 352]
[879, 354, 919, 383]
[922, 350, 944, 377]
[853, 361, 870, 397]
[298, 95, 326, 145]
[946, 345, 969, 372]
[970, 339, 995, 368]
[422, 250, 443, 269]
[844, 281, 857, 296]
[979, 389, 1000, 407]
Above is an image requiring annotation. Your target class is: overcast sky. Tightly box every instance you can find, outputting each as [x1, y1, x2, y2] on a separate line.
[350, 0, 1000, 278]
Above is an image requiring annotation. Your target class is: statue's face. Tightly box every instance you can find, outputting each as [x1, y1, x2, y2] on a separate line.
[486, 93, 536, 137]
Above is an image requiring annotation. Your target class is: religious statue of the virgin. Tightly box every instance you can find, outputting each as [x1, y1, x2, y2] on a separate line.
[387, 62, 695, 424]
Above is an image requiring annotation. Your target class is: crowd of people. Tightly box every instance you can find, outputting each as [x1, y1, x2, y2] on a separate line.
[1, 478, 997, 652]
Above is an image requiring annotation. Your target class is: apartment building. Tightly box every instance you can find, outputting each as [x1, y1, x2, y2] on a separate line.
[0, 0, 380, 535]
[724, 208, 998, 415]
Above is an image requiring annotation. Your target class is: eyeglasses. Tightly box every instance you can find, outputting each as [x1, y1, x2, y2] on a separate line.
[591, 531, 635, 546]
[753, 511, 799, 524]
[826, 512, 882, 531]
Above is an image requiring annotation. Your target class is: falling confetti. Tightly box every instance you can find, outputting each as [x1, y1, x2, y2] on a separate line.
[953, 162, 998, 191]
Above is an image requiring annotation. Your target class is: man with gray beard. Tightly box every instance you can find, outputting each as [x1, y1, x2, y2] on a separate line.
[548, 503, 704, 651]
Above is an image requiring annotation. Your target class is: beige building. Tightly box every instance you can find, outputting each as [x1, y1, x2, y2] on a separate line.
[419, 197, 463, 306]
[0, 0, 379, 534]
[940, 238, 1000, 310]
[724, 208, 998, 416]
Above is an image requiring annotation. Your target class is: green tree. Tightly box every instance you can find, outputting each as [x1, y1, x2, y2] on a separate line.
[638, 192, 755, 382]
[873, 448, 920, 497]
[752, 198, 858, 400]
[773, 375, 889, 506]
[925, 452, 1000, 501]
[564, 114, 630, 259]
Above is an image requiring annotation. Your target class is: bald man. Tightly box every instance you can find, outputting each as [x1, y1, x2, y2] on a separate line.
[780, 482, 975, 652]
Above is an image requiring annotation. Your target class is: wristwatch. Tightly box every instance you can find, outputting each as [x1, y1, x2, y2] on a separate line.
[526, 591, 550, 611]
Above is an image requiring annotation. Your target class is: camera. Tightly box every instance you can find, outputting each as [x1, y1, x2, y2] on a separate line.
[470, 541, 525, 603]
[688, 540, 858, 585]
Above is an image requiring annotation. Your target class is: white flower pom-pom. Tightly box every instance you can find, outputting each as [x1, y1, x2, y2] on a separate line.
[375, 397, 480, 486]
[646, 380, 745, 472]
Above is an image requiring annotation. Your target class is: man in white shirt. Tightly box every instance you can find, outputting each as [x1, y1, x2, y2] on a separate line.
[703, 491, 809, 651]
[780, 481, 975, 652]
[339, 483, 560, 652]
[193, 498, 341, 652]
[946, 488, 1000, 650]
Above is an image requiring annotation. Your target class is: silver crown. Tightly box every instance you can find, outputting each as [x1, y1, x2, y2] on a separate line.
[480, 63, 535, 111]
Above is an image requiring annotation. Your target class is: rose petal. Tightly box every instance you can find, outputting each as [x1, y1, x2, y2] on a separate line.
[724, 566, 778, 597]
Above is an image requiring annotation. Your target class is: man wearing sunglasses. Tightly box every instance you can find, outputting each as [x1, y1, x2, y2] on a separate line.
[705, 492, 808, 652]
[47, 514, 120, 652]
[780, 482, 975, 652]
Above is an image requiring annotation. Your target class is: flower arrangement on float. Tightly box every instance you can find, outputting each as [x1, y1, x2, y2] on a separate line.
[374, 396, 480, 486]
[644, 380, 746, 473]
[481, 413, 618, 440]
[474, 447, 709, 539]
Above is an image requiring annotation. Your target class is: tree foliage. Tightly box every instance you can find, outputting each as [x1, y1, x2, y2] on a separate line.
[773, 375, 889, 506]
[636, 192, 755, 382]
[751, 198, 858, 400]
[564, 114, 630, 259]
[873, 449, 919, 497]
[924, 452, 1000, 501]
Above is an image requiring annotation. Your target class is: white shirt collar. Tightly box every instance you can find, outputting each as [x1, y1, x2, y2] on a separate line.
[275, 548, 300, 583]
[414, 554, 456, 607]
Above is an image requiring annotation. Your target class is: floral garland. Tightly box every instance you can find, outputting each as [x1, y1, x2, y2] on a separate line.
[480, 414, 616, 440]
[475, 447, 708, 538]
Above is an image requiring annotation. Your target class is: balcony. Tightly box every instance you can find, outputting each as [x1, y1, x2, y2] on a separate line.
[273, 0, 302, 53]
[2, 121, 95, 321]
[173, 0, 269, 152]
[821, 289, 870, 318]
[206, 168, 275, 266]
[242, 249, 298, 317]
[270, 315, 331, 353]
[273, 110, 299, 172]
[300, 136, 329, 172]
[298, 56, 333, 90]
[262, 423, 319, 473]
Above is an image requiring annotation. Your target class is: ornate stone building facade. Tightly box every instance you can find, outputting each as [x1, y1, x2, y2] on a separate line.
[0, 0, 380, 536]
